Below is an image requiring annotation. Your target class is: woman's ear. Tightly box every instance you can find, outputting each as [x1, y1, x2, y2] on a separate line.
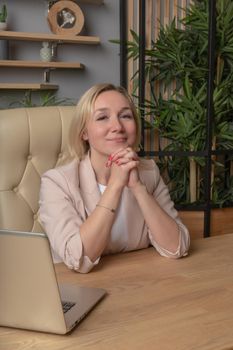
[82, 129, 88, 141]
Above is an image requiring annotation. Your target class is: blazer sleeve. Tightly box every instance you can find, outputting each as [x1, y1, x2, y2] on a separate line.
[39, 169, 100, 273]
[144, 160, 190, 258]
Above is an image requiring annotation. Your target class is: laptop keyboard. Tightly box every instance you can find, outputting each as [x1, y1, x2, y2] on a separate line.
[62, 301, 76, 313]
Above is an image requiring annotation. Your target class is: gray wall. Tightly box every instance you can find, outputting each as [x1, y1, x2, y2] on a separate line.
[0, 0, 120, 108]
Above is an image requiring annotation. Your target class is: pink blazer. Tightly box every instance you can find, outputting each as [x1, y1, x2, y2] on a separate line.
[39, 154, 190, 273]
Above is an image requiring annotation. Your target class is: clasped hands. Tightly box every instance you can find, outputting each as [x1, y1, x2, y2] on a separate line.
[106, 147, 141, 189]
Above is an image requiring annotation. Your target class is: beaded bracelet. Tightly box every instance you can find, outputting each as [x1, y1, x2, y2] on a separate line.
[96, 204, 116, 213]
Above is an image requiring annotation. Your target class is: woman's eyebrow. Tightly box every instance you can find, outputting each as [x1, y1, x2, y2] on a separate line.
[119, 107, 132, 112]
[94, 108, 109, 113]
[92, 108, 108, 118]
[94, 107, 131, 114]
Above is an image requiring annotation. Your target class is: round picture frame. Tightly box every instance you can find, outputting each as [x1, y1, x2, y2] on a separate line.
[47, 0, 85, 36]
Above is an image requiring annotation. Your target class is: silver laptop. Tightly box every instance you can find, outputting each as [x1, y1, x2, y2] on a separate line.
[0, 230, 106, 334]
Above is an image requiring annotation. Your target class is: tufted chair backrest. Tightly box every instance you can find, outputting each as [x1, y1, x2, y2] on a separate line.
[0, 106, 76, 232]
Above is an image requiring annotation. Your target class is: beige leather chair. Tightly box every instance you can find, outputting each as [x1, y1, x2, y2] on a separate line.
[0, 106, 76, 232]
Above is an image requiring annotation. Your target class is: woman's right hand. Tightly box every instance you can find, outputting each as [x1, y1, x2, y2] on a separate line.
[107, 148, 139, 189]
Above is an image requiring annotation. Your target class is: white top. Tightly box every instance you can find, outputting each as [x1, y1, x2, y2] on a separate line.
[98, 183, 128, 253]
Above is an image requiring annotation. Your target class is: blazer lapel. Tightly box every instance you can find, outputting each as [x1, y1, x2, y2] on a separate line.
[79, 154, 101, 215]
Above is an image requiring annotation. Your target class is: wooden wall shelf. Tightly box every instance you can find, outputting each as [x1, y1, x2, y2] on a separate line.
[0, 83, 59, 90]
[0, 3, 102, 90]
[0, 31, 100, 44]
[0, 60, 84, 69]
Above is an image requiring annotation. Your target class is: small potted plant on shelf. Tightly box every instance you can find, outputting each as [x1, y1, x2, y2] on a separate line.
[0, 3, 7, 30]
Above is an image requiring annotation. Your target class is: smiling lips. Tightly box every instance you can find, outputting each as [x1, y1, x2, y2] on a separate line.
[107, 138, 127, 143]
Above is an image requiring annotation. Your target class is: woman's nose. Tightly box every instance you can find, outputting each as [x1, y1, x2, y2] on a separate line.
[110, 117, 123, 132]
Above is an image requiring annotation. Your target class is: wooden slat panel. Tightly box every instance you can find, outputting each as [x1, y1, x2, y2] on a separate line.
[179, 211, 204, 239]
[127, 0, 135, 95]
[145, 0, 153, 155]
[179, 208, 233, 239]
[126, 0, 191, 155]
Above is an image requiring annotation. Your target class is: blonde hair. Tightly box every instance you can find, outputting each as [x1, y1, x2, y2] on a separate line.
[68, 83, 141, 160]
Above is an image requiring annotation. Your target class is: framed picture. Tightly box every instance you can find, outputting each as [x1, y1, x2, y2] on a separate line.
[47, 0, 85, 35]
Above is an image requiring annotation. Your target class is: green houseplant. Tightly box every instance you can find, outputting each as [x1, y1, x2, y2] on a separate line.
[115, 0, 233, 210]
[0, 3, 7, 29]
[7, 91, 75, 108]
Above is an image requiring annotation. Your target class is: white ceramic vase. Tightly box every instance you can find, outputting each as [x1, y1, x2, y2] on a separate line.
[40, 42, 52, 62]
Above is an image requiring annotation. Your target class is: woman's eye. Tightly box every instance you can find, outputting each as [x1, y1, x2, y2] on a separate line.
[96, 115, 108, 121]
[120, 114, 133, 119]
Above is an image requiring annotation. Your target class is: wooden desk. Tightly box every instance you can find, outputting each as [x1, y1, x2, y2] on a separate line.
[1, 233, 233, 350]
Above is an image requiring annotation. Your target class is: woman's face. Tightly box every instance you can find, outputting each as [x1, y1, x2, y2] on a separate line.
[82, 90, 137, 158]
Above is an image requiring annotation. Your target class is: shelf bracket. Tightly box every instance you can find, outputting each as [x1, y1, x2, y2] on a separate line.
[43, 69, 51, 83]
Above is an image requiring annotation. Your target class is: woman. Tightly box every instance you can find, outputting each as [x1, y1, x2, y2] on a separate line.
[39, 83, 190, 273]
